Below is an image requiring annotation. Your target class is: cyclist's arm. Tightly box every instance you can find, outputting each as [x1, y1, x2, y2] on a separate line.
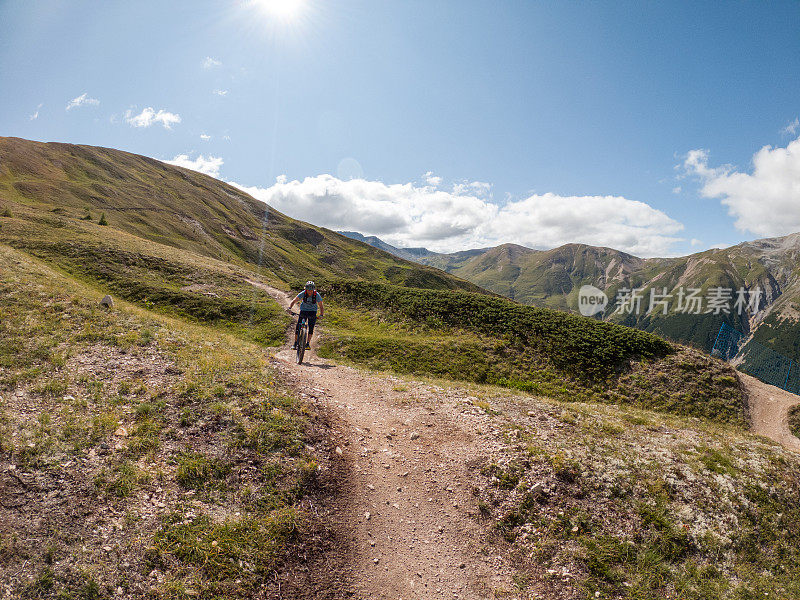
[288, 294, 299, 310]
[317, 299, 324, 317]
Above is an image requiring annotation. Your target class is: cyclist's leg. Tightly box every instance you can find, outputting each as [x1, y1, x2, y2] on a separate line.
[306, 312, 317, 339]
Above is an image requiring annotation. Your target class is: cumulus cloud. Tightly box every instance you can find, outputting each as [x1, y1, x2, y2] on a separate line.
[782, 118, 799, 136]
[202, 56, 221, 68]
[452, 180, 492, 198]
[230, 174, 683, 256]
[423, 171, 442, 186]
[683, 137, 800, 237]
[165, 154, 223, 178]
[125, 107, 181, 129]
[66, 93, 99, 111]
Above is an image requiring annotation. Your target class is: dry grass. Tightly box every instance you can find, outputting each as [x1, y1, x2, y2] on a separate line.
[0, 246, 321, 599]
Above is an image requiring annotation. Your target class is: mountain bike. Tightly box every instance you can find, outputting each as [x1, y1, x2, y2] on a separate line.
[296, 315, 309, 364]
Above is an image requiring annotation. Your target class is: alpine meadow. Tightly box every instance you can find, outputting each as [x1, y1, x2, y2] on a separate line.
[3, 2, 800, 599]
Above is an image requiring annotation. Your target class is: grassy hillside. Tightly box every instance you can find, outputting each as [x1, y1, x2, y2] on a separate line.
[430, 241, 769, 353]
[0, 245, 323, 599]
[319, 281, 748, 426]
[444, 237, 800, 366]
[0, 136, 751, 426]
[0, 136, 489, 356]
[0, 136, 796, 599]
[0, 136, 482, 293]
[0, 208, 292, 346]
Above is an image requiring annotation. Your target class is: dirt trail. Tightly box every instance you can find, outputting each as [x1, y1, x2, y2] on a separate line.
[253, 282, 518, 599]
[252, 281, 800, 598]
[740, 373, 800, 453]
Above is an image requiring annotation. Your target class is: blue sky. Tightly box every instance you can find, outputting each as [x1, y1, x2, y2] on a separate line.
[3, 1, 800, 256]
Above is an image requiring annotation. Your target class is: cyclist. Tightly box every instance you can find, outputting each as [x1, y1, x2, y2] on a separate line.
[289, 281, 324, 350]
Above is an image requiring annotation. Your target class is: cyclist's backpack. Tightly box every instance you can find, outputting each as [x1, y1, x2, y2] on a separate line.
[303, 290, 317, 304]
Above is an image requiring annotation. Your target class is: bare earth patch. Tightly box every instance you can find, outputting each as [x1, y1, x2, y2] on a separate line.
[740, 372, 800, 453]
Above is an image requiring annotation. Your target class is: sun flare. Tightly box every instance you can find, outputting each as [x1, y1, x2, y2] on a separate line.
[255, 0, 305, 21]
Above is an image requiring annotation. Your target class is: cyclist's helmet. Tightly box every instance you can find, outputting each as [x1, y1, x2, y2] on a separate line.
[304, 281, 316, 290]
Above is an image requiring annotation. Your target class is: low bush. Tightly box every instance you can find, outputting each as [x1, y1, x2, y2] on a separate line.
[326, 280, 673, 378]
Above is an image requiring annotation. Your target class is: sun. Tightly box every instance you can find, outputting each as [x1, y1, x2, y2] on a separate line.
[254, 0, 306, 21]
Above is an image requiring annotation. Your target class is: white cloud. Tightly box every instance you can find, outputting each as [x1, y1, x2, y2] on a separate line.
[203, 56, 221, 68]
[165, 154, 223, 178]
[452, 180, 492, 198]
[212, 89, 228, 96]
[782, 117, 799, 136]
[672, 186, 681, 194]
[66, 93, 99, 111]
[124, 107, 181, 129]
[29, 103, 43, 120]
[230, 174, 683, 256]
[683, 137, 800, 237]
[200, 134, 211, 141]
[423, 171, 442, 186]
[690, 238, 703, 247]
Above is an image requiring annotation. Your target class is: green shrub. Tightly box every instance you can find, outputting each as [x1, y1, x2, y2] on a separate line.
[98, 212, 108, 226]
[326, 280, 673, 378]
[94, 460, 148, 497]
[175, 452, 231, 490]
[152, 510, 299, 582]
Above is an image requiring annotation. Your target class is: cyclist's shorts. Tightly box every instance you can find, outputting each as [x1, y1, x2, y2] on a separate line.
[296, 310, 318, 337]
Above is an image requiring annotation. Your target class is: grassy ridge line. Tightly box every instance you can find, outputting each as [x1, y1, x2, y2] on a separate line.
[320, 286, 748, 426]
[0, 136, 484, 293]
[0, 210, 291, 346]
[0, 244, 321, 598]
[326, 280, 673, 378]
[23, 239, 289, 346]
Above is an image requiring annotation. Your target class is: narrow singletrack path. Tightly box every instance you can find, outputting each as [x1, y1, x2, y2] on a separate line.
[253, 282, 518, 599]
[251, 281, 800, 599]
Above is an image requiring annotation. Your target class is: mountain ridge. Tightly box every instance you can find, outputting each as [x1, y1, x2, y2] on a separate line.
[340, 229, 800, 356]
[0, 136, 483, 294]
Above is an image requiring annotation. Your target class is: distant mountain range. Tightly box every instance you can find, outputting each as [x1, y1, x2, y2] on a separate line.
[338, 230, 800, 356]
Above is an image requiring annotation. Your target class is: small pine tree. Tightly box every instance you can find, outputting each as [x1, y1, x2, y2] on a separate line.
[98, 212, 108, 226]
[1, 207, 11, 218]
[81, 213, 93, 221]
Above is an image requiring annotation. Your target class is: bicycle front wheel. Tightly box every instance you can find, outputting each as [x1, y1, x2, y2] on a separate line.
[296, 327, 307, 364]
